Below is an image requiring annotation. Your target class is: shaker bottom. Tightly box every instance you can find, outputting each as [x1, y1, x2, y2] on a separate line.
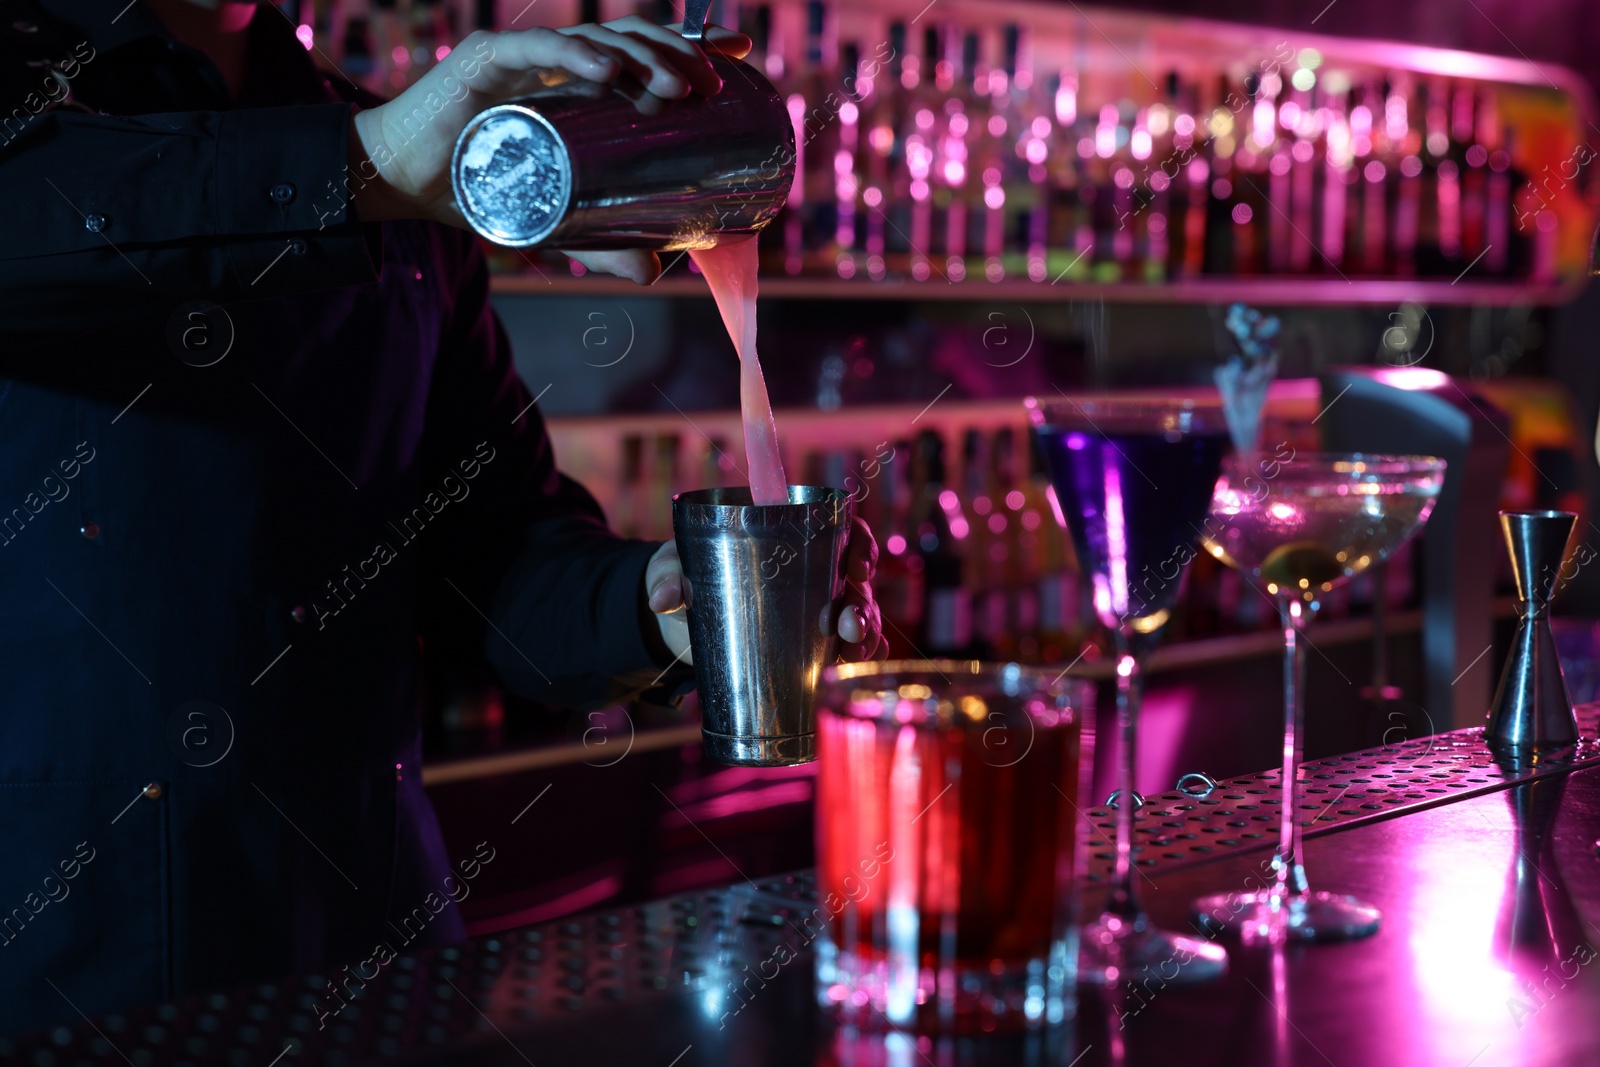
[701, 730, 815, 767]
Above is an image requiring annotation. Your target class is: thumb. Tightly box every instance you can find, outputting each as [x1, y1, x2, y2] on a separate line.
[646, 540, 684, 613]
[565, 249, 662, 284]
[677, 24, 753, 60]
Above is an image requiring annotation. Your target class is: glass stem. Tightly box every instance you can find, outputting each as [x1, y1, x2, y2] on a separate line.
[1107, 630, 1145, 922]
[1273, 595, 1314, 904]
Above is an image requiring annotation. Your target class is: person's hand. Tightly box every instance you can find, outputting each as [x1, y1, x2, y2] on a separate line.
[644, 539, 692, 666]
[836, 517, 888, 660]
[643, 517, 888, 668]
[347, 18, 752, 282]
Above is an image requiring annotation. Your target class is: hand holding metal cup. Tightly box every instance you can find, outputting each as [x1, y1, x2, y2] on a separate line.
[646, 511, 882, 661]
[660, 487, 882, 767]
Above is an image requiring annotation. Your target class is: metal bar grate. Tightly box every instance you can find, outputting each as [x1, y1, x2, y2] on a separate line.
[1078, 706, 1600, 881]
[6, 708, 1595, 1063]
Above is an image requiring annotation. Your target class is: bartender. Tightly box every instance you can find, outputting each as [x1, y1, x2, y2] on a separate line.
[0, 0, 883, 1036]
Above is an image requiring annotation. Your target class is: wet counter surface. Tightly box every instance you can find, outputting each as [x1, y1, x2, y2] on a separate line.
[8, 716, 1600, 1067]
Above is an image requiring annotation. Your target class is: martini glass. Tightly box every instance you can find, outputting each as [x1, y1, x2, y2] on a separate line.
[1027, 396, 1231, 987]
[1192, 453, 1446, 942]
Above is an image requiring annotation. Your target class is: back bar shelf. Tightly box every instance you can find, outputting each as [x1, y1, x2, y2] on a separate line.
[461, 0, 1600, 306]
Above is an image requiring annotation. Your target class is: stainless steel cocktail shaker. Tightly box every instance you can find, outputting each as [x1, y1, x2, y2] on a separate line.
[672, 487, 854, 767]
[450, 54, 795, 250]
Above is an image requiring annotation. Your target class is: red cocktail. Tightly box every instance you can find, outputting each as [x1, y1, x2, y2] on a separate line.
[814, 660, 1092, 1031]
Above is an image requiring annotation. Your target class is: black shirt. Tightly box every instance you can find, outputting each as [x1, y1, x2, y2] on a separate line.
[0, 0, 680, 1034]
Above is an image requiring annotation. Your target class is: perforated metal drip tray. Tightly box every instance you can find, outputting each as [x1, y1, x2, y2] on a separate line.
[7, 709, 1596, 1065]
[1079, 703, 1600, 882]
[0, 882, 810, 1067]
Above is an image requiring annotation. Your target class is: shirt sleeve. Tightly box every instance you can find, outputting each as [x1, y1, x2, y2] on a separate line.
[414, 227, 693, 711]
[0, 102, 380, 335]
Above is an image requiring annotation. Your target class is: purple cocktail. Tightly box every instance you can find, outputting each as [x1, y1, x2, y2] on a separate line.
[1028, 396, 1231, 987]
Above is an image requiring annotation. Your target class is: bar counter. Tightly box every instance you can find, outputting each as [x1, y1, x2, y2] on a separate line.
[10, 711, 1600, 1067]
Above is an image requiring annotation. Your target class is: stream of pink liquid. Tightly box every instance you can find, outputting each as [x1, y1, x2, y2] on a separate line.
[688, 236, 789, 506]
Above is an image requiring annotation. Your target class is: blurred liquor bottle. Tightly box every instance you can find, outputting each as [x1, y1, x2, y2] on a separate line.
[913, 429, 972, 655]
[614, 433, 645, 538]
[859, 20, 907, 282]
[960, 428, 999, 659]
[873, 437, 925, 656]
[1024, 430, 1087, 665]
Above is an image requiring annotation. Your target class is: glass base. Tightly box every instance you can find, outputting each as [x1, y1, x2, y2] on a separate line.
[1192, 890, 1381, 943]
[1076, 914, 1228, 988]
[816, 934, 1077, 1032]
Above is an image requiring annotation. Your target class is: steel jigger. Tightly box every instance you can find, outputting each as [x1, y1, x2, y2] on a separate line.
[1487, 510, 1581, 751]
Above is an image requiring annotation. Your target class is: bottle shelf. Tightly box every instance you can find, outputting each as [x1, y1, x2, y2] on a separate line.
[313, 0, 1599, 301]
[420, 595, 1521, 787]
[488, 269, 1583, 306]
[474, 0, 1597, 309]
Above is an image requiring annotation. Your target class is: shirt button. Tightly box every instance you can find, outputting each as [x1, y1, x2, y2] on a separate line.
[84, 213, 107, 233]
[144, 782, 164, 799]
[288, 238, 308, 256]
[269, 183, 296, 205]
[290, 605, 308, 624]
[80, 521, 100, 540]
